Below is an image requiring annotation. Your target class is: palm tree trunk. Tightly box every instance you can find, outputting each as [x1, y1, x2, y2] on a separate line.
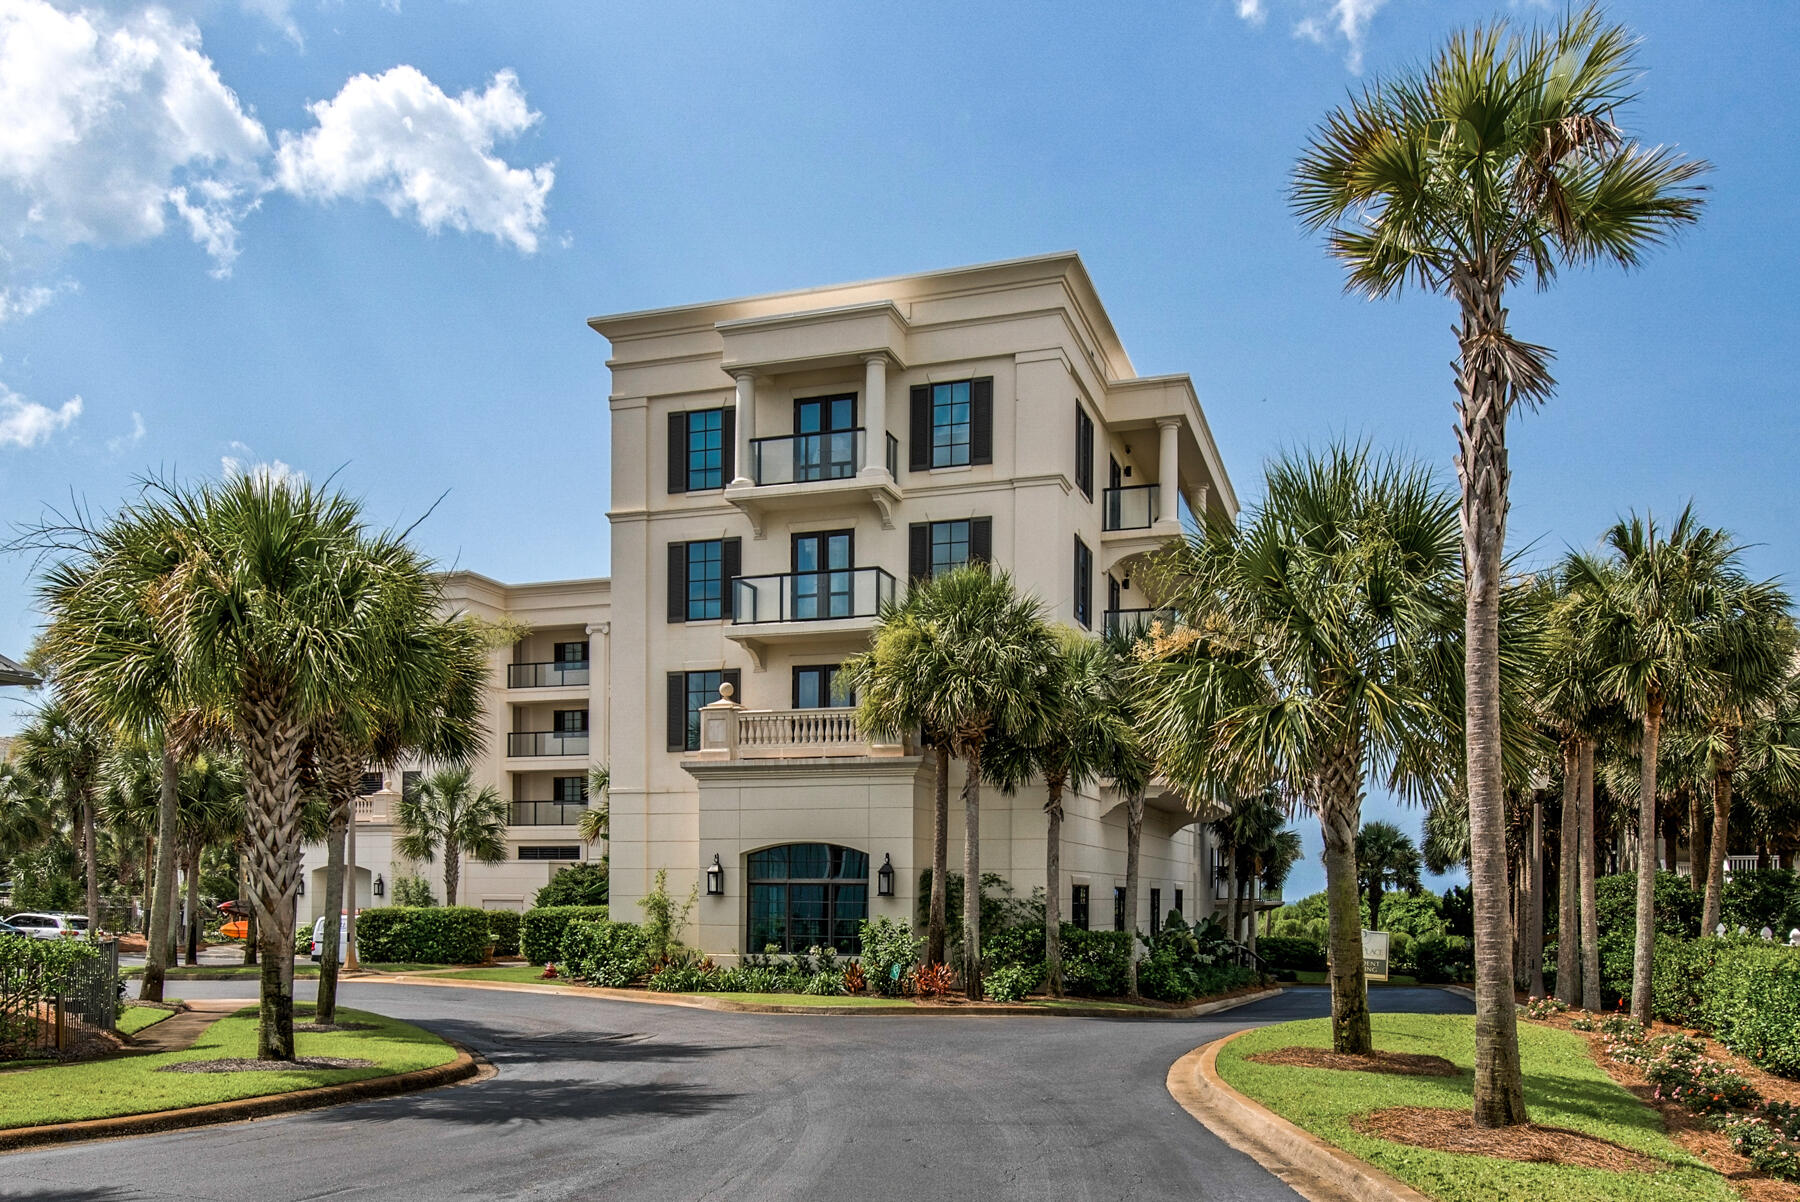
[928, 744, 949, 968]
[1124, 792, 1144, 999]
[184, 843, 202, 966]
[141, 833, 154, 935]
[961, 742, 983, 1001]
[446, 846, 461, 908]
[82, 789, 100, 935]
[1701, 750, 1733, 936]
[1318, 739, 1370, 1054]
[1044, 778, 1065, 998]
[1456, 275, 1527, 1128]
[140, 746, 183, 1003]
[1631, 695, 1664, 1025]
[1512, 858, 1527, 990]
[316, 801, 349, 1024]
[1578, 739, 1601, 1012]
[1689, 781, 1707, 898]
[1224, 848, 1239, 944]
[1527, 791, 1545, 998]
[239, 671, 305, 1061]
[344, 817, 360, 972]
[240, 847, 257, 966]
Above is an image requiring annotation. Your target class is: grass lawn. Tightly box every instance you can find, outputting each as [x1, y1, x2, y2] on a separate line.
[1215, 1014, 1732, 1202]
[115, 1003, 183, 1036]
[0, 1007, 456, 1130]
[1290, 970, 1423, 987]
[424, 965, 574, 985]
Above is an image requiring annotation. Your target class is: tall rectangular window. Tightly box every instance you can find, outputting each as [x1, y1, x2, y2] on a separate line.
[1071, 884, 1090, 931]
[910, 379, 991, 471]
[552, 775, 588, 803]
[553, 641, 588, 665]
[1174, 888, 1184, 918]
[930, 520, 971, 578]
[909, 518, 991, 581]
[686, 539, 723, 621]
[1150, 887, 1162, 936]
[1075, 404, 1094, 499]
[1073, 536, 1093, 628]
[357, 772, 383, 796]
[552, 709, 588, 734]
[1114, 886, 1127, 932]
[930, 380, 972, 468]
[793, 664, 852, 709]
[667, 408, 726, 492]
[667, 668, 740, 752]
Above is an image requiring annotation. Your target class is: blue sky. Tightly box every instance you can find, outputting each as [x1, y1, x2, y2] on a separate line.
[2, 1, 1795, 899]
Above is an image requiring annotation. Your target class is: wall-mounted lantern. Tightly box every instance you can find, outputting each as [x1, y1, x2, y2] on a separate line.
[373, 874, 385, 898]
[296, 878, 304, 896]
[877, 853, 895, 898]
[706, 854, 725, 896]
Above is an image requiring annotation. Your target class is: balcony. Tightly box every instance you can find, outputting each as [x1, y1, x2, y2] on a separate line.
[510, 800, 589, 826]
[1102, 484, 1160, 532]
[727, 568, 896, 668]
[1103, 608, 1179, 638]
[506, 730, 590, 758]
[693, 704, 906, 761]
[724, 430, 902, 536]
[507, 660, 589, 689]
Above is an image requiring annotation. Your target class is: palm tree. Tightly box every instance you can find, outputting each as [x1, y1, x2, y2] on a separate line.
[1355, 820, 1423, 934]
[1214, 789, 1299, 952]
[394, 765, 508, 907]
[1564, 509, 1786, 1024]
[1292, 6, 1708, 1127]
[1259, 828, 1305, 942]
[12, 701, 108, 934]
[578, 763, 610, 847]
[1136, 444, 1465, 1054]
[0, 760, 52, 859]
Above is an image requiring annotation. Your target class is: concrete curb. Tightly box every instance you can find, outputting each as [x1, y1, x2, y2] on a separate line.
[0, 1043, 485, 1154]
[1436, 985, 1477, 1004]
[381, 974, 1286, 1019]
[1165, 1031, 1435, 1202]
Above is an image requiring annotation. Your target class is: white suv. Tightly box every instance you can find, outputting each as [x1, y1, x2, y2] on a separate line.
[6, 912, 88, 940]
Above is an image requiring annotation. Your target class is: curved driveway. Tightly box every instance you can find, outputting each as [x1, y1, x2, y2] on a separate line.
[0, 982, 1469, 1202]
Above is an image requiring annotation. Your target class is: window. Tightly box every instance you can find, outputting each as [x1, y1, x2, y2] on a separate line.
[402, 770, 421, 800]
[908, 378, 992, 471]
[792, 529, 854, 620]
[794, 394, 858, 481]
[553, 709, 588, 734]
[1113, 886, 1128, 932]
[1174, 888, 1184, 918]
[1073, 536, 1093, 628]
[552, 776, 588, 803]
[357, 772, 383, 796]
[666, 668, 741, 752]
[518, 846, 580, 861]
[667, 408, 732, 493]
[553, 641, 588, 665]
[1071, 884, 1090, 931]
[747, 843, 869, 954]
[667, 538, 740, 623]
[794, 664, 853, 709]
[907, 517, 992, 581]
[1075, 404, 1094, 499]
[1150, 888, 1162, 936]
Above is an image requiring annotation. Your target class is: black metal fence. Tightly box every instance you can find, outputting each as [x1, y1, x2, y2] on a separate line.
[0, 937, 120, 1057]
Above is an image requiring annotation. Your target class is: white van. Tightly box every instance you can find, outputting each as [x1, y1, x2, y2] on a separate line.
[309, 913, 357, 962]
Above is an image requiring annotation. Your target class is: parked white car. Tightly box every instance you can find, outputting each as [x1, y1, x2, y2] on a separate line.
[6, 912, 88, 940]
[310, 913, 357, 962]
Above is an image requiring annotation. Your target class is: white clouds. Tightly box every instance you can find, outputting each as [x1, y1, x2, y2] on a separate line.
[0, 282, 64, 323]
[0, 0, 270, 274]
[221, 454, 304, 487]
[105, 409, 145, 452]
[0, 382, 81, 448]
[274, 67, 554, 253]
[1236, 0, 1265, 23]
[1235, 0, 1391, 73]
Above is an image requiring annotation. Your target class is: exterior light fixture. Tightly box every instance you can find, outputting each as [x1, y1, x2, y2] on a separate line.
[877, 854, 894, 897]
[374, 874, 385, 898]
[296, 878, 304, 896]
[706, 854, 724, 896]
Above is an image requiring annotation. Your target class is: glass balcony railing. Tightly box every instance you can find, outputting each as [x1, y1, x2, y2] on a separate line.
[1103, 608, 1179, 637]
[509, 800, 590, 826]
[1102, 484, 1160, 531]
[732, 567, 897, 624]
[752, 429, 863, 485]
[506, 731, 590, 757]
[506, 661, 589, 688]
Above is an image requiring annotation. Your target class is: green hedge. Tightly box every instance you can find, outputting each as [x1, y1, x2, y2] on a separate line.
[1406, 933, 1474, 984]
[561, 918, 653, 987]
[521, 905, 609, 965]
[1721, 869, 1800, 935]
[1647, 936, 1800, 1078]
[486, 910, 522, 958]
[983, 924, 1135, 998]
[355, 906, 492, 964]
[1257, 935, 1327, 972]
[533, 862, 609, 908]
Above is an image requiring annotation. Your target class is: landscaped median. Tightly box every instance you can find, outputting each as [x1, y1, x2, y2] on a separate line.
[0, 1005, 473, 1151]
[1187, 1013, 1735, 1202]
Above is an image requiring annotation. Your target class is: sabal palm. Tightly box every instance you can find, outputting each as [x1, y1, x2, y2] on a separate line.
[578, 763, 610, 845]
[1563, 509, 1786, 1024]
[1293, 5, 1707, 1126]
[394, 765, 508, 907]
[0, 761, 52, 858]
[13, 701, 109, 933]
[1355, 820, 1423, 933]
[1213, 788, 1296, 949]
[1136, 443, 1462, 1054]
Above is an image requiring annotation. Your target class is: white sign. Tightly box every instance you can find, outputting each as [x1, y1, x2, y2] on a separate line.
[1362, 929, 1390, 982]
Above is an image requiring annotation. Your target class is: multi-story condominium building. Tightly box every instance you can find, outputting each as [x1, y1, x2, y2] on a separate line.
[305, 253, 1258, 955]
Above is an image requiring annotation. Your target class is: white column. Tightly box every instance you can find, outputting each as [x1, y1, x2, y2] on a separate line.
[1156, 418, 1181, 529]
[731, 371, 757, 488]
[861, 354, 889, 480]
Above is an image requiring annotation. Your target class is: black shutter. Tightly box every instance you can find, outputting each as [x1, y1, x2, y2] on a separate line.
[971, 517, 993, 566]
[970, 377, 993, 465]
[721, 407, 736, 484]
[1076, 405, 1094, 499]
[723, 669, 741, 707]
[666, 673, 685, 751]
[908, 523, 928, 582]
[667, 541, 687, 624]
[667, 411, 688, 494]
[909, 384, 930, 471]
[721, 538, 741, 620]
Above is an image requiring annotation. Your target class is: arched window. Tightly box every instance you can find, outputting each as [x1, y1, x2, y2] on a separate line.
[747, 844, 869, 955]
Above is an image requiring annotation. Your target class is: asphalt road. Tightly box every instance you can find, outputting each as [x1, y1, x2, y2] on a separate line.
[2, 982, 1470, 1202]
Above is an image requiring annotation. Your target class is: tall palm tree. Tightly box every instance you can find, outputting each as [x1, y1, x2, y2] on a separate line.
[0, 760, 52, 859]
[394, 765, 508, 907]
[578, 763, 610, 847]
[1213, 788, 1298, 952]
[1136, 444, 1467, 1054]
[1355, 820, 1423, 934]
[1292, 6, 1708, 1127]
[1565, 509, 1785, 1024]
[13, 701, 108, 934]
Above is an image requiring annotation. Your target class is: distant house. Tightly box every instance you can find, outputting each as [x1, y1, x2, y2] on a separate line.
[0, 652, 40, 688]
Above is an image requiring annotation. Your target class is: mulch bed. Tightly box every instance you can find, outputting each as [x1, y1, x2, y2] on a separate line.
[1353, 1106, 1660, 1171]
[1527, 1008, 1800, 1202]
[1248, 1046, 1460, 1077]
[157, 1056, 377, 1073]
[293, 1022, 377, 1033]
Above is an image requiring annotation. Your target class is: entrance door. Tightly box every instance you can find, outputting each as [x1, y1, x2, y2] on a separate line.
[792, 529, 854, 620]
[795, 394, 857, 481]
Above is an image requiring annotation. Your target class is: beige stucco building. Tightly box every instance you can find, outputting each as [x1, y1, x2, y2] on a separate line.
[305, 253, 1252, 957]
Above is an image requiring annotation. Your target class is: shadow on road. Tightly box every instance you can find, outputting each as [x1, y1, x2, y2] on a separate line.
[390, 1077, 740, 1125]
[421, 1017, 764, 1065]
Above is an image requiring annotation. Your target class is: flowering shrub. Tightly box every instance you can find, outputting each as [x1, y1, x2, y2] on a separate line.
[1522, 995, 1568, 1020]
[1600, 1013, 1645, 1041]
[1569, 1015, 1596, 1031]
[1647, 1055, 1759, 1115]
[1720, 1102, 1800, 1181]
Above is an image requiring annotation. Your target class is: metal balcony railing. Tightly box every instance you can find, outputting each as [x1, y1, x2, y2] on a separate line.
[1102, 484, 1160, 531]
[509, 800, 590, 826]
[732, 567, 896, 624]
[507, 660, 589, 688]
[1103, 608, 1179, 637]
[507, 730, 590, 757]
[752, 429, 863, 485]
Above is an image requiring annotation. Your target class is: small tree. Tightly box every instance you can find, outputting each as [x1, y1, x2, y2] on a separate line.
[395, 766, 508, 907]
[1355, 820, 1423, 933]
